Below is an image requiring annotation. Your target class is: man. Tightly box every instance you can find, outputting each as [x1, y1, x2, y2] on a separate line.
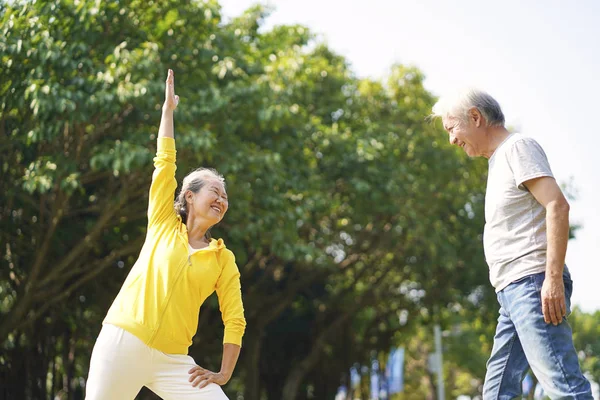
[431, 89, 592, 399]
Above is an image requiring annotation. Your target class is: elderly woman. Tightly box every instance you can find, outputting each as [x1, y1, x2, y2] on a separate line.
[86, 69, 245, 400]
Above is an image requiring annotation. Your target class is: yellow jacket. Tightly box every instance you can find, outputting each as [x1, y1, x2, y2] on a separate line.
[104, 137, 246, 354]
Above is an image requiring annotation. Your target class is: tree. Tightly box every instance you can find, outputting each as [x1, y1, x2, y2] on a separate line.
[570, 308, 600, 386]
[0, 0, 227, 397]
[1, 1, 495, 399]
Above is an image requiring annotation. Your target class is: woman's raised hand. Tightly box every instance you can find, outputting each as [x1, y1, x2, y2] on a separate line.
[163, 69, 179, 112]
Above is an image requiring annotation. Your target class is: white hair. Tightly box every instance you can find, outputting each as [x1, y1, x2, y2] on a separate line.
[431, 88, 505, 127]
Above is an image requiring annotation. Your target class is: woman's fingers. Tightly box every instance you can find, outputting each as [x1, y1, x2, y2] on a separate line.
[187, 366, 223, 388]
[166, 70, 173, 93]
[197, 375, 214, 389]
[188, 365, 206, 376]
[164, 69, 178, 110]
[191, 371, 211, 387]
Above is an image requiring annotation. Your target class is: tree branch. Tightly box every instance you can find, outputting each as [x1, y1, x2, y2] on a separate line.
[17, 235, 145, 330]
[35, 181, 143, 289]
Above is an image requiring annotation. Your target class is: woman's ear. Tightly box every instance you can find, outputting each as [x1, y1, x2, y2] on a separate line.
[185, 190, 194, 205]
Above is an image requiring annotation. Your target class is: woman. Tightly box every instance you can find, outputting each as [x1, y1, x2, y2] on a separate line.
[86, 70, 246, 400]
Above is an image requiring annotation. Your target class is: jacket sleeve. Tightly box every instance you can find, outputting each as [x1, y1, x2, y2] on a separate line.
[147, 137, 178, 228]
[216, 249, 247, 346]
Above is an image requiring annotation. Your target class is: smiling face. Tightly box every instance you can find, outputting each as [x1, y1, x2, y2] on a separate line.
[442, 109, 485, 158]
[185, 175, 228, 226]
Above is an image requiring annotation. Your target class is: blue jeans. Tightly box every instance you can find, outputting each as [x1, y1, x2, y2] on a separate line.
[483, 270, 592, 399]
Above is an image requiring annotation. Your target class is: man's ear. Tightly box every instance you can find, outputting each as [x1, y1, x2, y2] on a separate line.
[469, 107, 483, 128]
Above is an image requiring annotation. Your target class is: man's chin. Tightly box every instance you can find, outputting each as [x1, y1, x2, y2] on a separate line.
[464, 147, 476, 158]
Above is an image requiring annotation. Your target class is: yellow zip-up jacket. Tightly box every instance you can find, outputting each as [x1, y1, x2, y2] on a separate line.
[104, 137, 246, 354]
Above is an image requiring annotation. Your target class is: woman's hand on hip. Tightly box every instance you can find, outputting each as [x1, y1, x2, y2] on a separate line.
[188, 365, 228, 388]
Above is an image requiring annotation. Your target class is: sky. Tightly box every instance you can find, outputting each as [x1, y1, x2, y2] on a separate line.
[219, 0, 600, 312]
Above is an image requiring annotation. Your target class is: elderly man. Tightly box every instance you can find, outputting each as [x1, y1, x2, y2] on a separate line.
[432, 89, 592, 399]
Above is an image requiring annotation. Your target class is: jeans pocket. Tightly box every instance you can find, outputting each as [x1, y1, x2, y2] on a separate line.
[507, 274, 533, 290]
[562, 265, 572, 280]
[564, 277, 573, 316]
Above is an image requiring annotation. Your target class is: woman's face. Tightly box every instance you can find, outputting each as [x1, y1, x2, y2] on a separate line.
[186, 178, 228, 225]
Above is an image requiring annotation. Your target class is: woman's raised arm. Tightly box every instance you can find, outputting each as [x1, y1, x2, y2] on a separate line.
[158, 69, 179, 139]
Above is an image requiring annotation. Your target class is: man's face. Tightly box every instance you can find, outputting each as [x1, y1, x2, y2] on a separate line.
[442, 114, 481, 158]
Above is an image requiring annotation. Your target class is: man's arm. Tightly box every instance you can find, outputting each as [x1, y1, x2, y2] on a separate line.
[524, 176, 570, 325]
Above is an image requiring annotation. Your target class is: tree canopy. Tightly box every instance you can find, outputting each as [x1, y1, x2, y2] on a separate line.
[2, 1, 595, 400]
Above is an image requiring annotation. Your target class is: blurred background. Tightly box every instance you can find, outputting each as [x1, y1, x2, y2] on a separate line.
[1, 0, 598, 399]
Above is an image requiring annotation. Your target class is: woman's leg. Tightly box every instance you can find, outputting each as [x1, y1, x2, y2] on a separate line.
[85, 324, 151, 400]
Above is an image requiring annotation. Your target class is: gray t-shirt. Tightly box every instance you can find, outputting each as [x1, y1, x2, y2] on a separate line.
[484, 133, 554, 291]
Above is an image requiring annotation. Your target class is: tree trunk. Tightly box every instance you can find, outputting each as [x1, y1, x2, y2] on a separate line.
[30, 332, 49, 400]
[280, 261, 396, 400]
[67, 333, 76, 400]
[243, 329, 264, 400]
[281, 314, 352, 400]
[50, 338, 57, 399]
[0, 291, 33, 345]
[281, 365, 306, 400]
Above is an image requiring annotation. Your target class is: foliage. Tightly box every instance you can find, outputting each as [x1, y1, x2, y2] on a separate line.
[3, 1, 591, 400]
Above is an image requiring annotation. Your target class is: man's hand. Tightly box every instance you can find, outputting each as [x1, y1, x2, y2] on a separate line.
[541, 276, 566, 325]
[188, 366, 229, 389]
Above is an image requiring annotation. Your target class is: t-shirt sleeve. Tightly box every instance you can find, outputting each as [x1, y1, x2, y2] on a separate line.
[508, 138, 554, 191]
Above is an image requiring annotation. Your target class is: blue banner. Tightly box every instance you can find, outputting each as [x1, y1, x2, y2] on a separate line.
[370, 359, 380, 399]
[386, 347, 405, 394]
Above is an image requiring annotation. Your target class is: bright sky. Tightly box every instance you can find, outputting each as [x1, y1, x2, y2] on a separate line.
[220, 0, 600, 312]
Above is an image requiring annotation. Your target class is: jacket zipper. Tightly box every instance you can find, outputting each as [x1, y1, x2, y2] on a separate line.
[147, 257, 188, 345]
[148, 234, 215, 345]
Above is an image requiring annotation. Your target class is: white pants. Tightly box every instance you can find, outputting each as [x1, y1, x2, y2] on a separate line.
[86, 324, 228, 400]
